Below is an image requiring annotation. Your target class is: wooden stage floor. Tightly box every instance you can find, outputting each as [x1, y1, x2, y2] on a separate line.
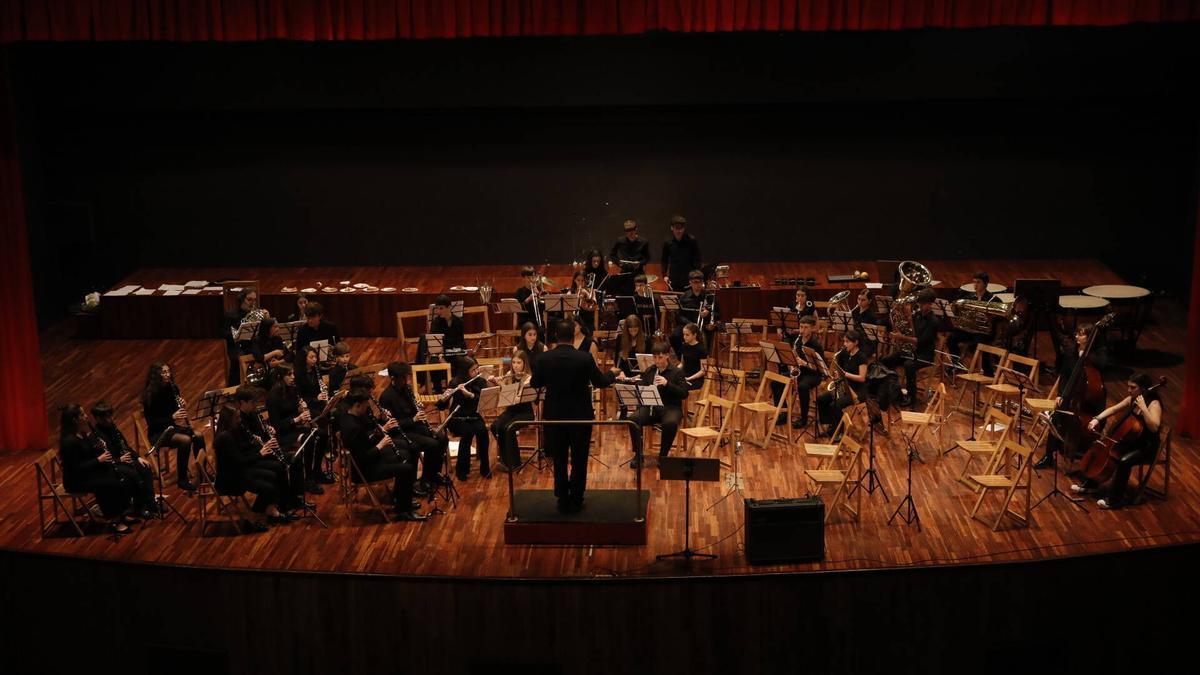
[4, 261, 1196, 580]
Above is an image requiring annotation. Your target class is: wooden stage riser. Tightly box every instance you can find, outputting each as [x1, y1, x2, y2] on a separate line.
[92, 259, 1124, 338]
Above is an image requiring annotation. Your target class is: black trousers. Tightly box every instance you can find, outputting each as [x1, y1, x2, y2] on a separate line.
[157, 428, 205, 484]
[249, 458, 298, 511]
[450, 417, 490, 478]
[359, 454, 417, 509]
[241, 467, 282, 513]
[880, 353, 925, 407]
[491, 407, 535, 467]
[1106, 445, 1157, 505]
[115, 462, 154, 510]
[948, 331, 996, 375]
[816, 390, 855, 427]
[395, 430, 446, 481]
[545, 423, 592, 504]
[630, 406, 683, 457]
[77, 473, 136, 518]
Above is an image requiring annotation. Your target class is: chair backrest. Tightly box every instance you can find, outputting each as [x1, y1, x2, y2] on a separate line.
[1004, 353, 1040, 389]
[979, 408, 1014, 447]
[839, 435, 864, 472]
[706, 396, 736, 437]
[412, 362, 451, 398]
[731, 318, 769, 348]
[753, 370, 791, 404]
[395, 309, 430, 359]
[477, 357, 507, 378]
[462, 305, 491, 335]
[997, 438, 1033, 476]
[923, 383, 948, 418]
[33, 449, 60, 489]
[970, 343, 1008, 378]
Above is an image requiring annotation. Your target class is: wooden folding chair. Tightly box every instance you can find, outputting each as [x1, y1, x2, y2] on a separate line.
[728, 318, 769, 372]
[340, 443, 393, 524]
[395, 309, 430, 362]
[1134, 424, 1172, 504]
[1025, 376, 1060, 417]
[984, 353, 1040, 419]
[804, 435, 864, 523]
[131, 408, 175, 482]
[803, 413, 855, 470]
[951, 408, 1013, 490]
[969, 438, 1034, 531]
[898, 383, 947, 462]
[954, 343, 1008, 415]
[411, 362, 451, 401]
[738, 370, 793, 447]
[194, 447, 248, 536]
[34, 449, 97, 538]
[462, 305, 496, 354]
[680, 396, 735, 462]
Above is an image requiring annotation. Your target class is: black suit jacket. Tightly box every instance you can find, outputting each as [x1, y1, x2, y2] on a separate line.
[639, 364, 689, 410]
[530, 344, 615, 420]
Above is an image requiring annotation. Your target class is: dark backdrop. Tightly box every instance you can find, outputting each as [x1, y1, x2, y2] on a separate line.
[9, 24, 1198, 325]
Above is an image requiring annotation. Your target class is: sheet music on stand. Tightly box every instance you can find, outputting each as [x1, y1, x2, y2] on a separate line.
[425, 334, 445, 358]
[542, 294, 580, 315]
[760, 341, 781, 365]
[196, 387, 237, 426]
[614, 383, 664, 412]
[933, 298, 955, 318]
[310, 340, 334, 364]
[494, 298, 523, 316]
[873, 295, 894, 317]
[277, 320, 305, 344]
[770, 306, 801, 334]
[477, 386, 502, 413]
[516, 385, 545, 405]
[829, 310, 854, 334]
[860, 323, 888, 347]
[802, 346, 831, 379]
[772, 341, 802, 369]
[659, 294, 681, 311]
[635, 353, 655, 373]
[723, 321, 756, 338]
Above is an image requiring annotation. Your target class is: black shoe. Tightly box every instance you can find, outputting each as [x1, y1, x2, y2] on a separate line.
[138, 508, 157, 519]
[629, 458, 640, 469]
[791, 418, 806, 429]
[305, 481, 325, 495]
[393, 510, 429, 522]
[1033, 455, 1055, 470]
[434, 475, 453, 485]
[413, 481, 429, 497]
[455, 472, 470, 482]
[243, 519, 269, 533]
[410, 499, 422, 510]
[775, 413, 788, 426]
[556, 498, 573, 512]
[177, 480, 197, 493]
[480, 471, 493, 480]
[568, 498, 585, 513]
[315, 473, 336, 485]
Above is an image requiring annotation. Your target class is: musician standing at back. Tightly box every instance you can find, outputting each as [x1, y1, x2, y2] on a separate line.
[661, 215, 701, 292]
[609, 220, 650, 296]
[1071, 373, 1162, 509]
[223, 287, 265, 386]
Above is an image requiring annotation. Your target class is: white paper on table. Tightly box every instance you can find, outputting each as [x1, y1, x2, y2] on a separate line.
[134, 289, 156, 296]
[103, 285, 140, 297]
[182, 289, 202, 295]
[202, 286, 223, 292]
[158, 284, 187, 291]
[184, 280, 208, 288]
[163, 290, 182, 296]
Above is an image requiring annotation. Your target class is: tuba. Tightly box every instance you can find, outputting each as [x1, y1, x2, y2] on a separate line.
[889, 260, 933, 356]
[951, 298, 1014, 335]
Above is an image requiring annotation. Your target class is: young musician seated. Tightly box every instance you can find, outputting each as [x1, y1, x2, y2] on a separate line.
[295, 346, 336, 486]
[224, 287, 266, 386]
[514, 321, 546, 367]
[379, 361, 450, 493]
[851, 290, 879, 358]
[327, 342, 356, 392]
[141, 361, 206, 492]
[252, 317, 288, 371]
[90, 401, 155, 518]
[234, 386, 308, 513]
[582, 249, 609, 293]
[295, 302, 338, 354]
[266, 364, 318, 494]
[213, 404, 294, 532]
[793, 286, 817, 317]
[881, 289, 938, 409]
[437, 357, 491, 481]
[671, 270, 718, 354]
[816, 330, 869, 436]
[340, 389, 427, 521]
[782, 316, 824, 428]
[1070, 373, 1162, 510]
[570, 269, 599, 331]
[947, 271, 998, 366]
[615, 314, 651, 379]
[678, 323, 707, 391]
[570, 316, 599, 364]
[486, 350, 536, 470]
[285, 292, 308, 322]
[620, 342, 689, 469]
[59, 404, 142, 535]
[430, 294, 466, 353]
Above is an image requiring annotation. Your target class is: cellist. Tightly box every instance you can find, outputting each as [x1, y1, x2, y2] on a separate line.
[1035, 323, 1106, 469]
[1070, 373, 1163, 509]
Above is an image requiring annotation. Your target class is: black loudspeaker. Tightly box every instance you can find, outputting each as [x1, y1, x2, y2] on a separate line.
[744, 497, 825, 564]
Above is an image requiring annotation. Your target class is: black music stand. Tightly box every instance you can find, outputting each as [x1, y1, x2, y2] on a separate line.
[1032, 412, 1089, 513]
[614, 382, 663, 468]
[287, 430, 328, 528]
[1012, 278, 1061, 361]
[771, 307, 801, 338]
[656, 456, 721, 562]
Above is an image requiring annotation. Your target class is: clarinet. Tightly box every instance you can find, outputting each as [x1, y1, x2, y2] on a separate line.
[408, 386, 436, 437]
[89, 432, 128, 489]
[257, 410, 289, 465]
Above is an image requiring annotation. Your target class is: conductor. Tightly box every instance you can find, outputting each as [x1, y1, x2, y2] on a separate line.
[530, 319, 620, 512]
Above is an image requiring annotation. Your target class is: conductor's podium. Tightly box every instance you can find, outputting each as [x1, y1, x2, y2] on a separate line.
[503, 489, 650, 545]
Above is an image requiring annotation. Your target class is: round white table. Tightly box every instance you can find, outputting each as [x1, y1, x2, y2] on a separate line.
[1082, 284, 1150, 300]
[994, 293, 1016, 304]
[1059, 295, 1110, 310]
[960, 282, 1007, 294]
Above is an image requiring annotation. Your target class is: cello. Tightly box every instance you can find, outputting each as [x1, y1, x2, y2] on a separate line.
[1077, 376, 1166, 484]
[1049, 314, 1113, 458]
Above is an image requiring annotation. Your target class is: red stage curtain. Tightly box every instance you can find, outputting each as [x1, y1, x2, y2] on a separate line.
[1, 0, 1198, 42]
[1180, 196, 1200, 439]
[0, 52, 47, 452]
